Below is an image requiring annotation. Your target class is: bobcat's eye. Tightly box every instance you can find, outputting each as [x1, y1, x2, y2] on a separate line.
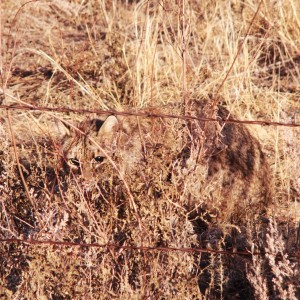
[69, 158, 80, 167]
[94, 156, 104, 163]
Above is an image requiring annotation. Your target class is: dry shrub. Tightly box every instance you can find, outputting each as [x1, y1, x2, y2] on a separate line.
[247, 218, 298, 300]
[0, 0, 299, 299]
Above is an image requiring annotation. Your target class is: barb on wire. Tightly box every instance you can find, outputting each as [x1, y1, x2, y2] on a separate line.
[1, 103, 300, 128]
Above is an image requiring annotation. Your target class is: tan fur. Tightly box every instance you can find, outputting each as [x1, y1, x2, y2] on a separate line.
[61, 100, 272, 223]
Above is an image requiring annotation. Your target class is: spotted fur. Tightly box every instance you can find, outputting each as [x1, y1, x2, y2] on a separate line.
[61, 100, 272, 222]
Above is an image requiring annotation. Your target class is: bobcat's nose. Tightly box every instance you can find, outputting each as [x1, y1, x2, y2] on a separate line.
[80, 157, 105, 180]
[79, 163, 95, 180]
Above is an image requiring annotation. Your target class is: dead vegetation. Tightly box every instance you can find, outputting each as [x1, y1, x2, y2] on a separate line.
[0, 0, 299, 299]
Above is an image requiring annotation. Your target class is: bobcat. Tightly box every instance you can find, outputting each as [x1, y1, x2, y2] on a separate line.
[61, 100, 271, 223]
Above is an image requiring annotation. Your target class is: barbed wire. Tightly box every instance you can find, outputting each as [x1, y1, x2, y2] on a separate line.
[1, 103, 300, 128]
[1, 238, 298, 259]
[1, 103, 299, 258]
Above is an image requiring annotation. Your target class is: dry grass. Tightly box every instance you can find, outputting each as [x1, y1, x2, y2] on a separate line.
[0, 0, 299, 299]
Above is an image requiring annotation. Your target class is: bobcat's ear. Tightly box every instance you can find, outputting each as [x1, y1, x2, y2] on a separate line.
[89, 119, 105, 132]
[99, 115, 119, 135]
[55, 120, 71, 137]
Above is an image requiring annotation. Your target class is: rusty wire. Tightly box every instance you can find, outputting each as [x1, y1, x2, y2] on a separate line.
[1, 238, 298, 259]
[1, 103, 300, 128]
[0, 104, 299, 259]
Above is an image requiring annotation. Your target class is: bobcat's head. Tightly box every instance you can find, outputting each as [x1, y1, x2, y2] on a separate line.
[62, 115, 145, 179]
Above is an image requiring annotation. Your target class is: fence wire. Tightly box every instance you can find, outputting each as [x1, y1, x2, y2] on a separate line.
[1, 238, 298, 259]
[1, 102, 299, 259]
[1, 103, 300, 128]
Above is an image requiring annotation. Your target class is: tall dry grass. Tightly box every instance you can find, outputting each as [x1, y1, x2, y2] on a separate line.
[0, 0, 299, 299]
